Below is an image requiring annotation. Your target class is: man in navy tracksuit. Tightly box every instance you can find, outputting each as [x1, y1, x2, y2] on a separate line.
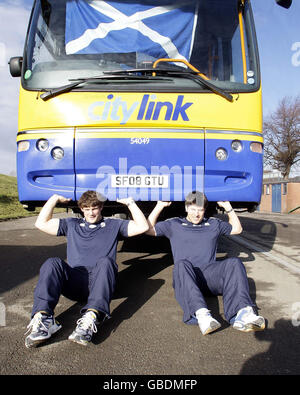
[25, 191, 149, 348]
[146, 191, 265, 335]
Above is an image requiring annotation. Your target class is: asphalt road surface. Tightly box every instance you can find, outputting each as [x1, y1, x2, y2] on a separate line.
[0, 210, 300, 381]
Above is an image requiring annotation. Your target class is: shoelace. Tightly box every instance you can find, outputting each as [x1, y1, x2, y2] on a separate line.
[24, 313, 50, 335]
[76, 313, 98, 334]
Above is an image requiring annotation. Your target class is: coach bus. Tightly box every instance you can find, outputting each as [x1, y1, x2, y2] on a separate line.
[9, 0, 292, 214]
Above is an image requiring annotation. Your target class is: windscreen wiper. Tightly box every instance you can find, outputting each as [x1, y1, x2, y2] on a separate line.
[40, 74, 172, 101]
[105, 68, 233, 102]
[178, 72, 233, 102]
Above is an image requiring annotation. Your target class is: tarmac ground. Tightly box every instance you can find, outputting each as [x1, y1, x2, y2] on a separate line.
[0, 210, 300, 384]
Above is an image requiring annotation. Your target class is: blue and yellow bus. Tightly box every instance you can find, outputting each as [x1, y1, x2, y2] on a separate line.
[9, 0, 292, 214]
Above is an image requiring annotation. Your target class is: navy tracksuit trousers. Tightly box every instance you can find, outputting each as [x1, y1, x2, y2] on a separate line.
[172, 257, 255, 324]
[32, 256, 118, 318]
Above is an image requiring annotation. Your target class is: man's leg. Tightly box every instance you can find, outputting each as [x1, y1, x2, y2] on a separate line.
[204, 257, 263, 328]
[68, 257, 118, 345]
[220, 257, 255, 322]
[32, 257, 69, 317]
[173, 259, 207, 322]
[172, 259, 220, 334]
[32, 257, 90, 314]
[84, 256, 118, 317]
[26, 257, 68, 348]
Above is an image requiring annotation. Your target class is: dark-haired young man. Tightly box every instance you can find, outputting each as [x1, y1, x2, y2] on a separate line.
[25, 191, 148, 348]
[146, 191, 265, 335]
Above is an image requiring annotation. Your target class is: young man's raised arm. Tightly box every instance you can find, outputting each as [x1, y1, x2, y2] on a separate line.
[35, 194, 71, 236]
[217, 201, 243, 235]
[117, 198, 149, 237]
[146, 201, 172, 236]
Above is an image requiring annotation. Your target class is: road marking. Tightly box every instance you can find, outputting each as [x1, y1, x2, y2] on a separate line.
[230, 235, 300, 275]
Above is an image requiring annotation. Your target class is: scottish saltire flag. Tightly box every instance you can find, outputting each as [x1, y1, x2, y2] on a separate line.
[65, 0, 197, 61]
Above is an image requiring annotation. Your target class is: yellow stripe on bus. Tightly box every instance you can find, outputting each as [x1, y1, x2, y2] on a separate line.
[205, 133, 263, 142]
[17, 131, 263, 142]
[16, 133, 68, 142]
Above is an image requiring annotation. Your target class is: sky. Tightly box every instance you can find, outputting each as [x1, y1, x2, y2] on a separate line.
[0, 0, 299, 176]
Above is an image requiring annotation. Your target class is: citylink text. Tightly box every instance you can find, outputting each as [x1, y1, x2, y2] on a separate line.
[88, 94, 193, 124]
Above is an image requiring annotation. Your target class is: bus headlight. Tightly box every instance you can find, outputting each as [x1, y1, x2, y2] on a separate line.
[250, 142, 263, 153]
[51, 147, 64, 160]
[18, 141, 30, 152]
[231, 140, 242, 152]
[36, 139, 49, 152]
[215, 148, 228, 161]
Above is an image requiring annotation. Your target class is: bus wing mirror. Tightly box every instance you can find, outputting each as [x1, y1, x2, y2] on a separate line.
[9, 56, 23, 77]
[275, 0, 292, 8]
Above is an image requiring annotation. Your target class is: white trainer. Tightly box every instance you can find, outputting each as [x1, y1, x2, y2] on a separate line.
[68, 310, 98, 346]
[232, 306, 265, 332]
[196, 308, 221, 335]
[25, 312, 61, 348]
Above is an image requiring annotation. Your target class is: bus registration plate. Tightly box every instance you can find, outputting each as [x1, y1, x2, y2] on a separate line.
[111, 175, 169, 188]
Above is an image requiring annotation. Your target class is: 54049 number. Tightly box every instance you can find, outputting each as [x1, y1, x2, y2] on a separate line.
[130, 137, 150, 144]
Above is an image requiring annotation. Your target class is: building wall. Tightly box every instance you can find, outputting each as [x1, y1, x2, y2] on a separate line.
[286, 183, 300, 213]
[260, 184, 272, 212]
[260, 181, 300, 214]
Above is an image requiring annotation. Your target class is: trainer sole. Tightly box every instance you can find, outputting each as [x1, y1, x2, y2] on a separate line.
[233, 318, 265, 333]
[201, 321, 221, 335]
[25, 323, 62, 349]
[68, 334, 90, 346]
